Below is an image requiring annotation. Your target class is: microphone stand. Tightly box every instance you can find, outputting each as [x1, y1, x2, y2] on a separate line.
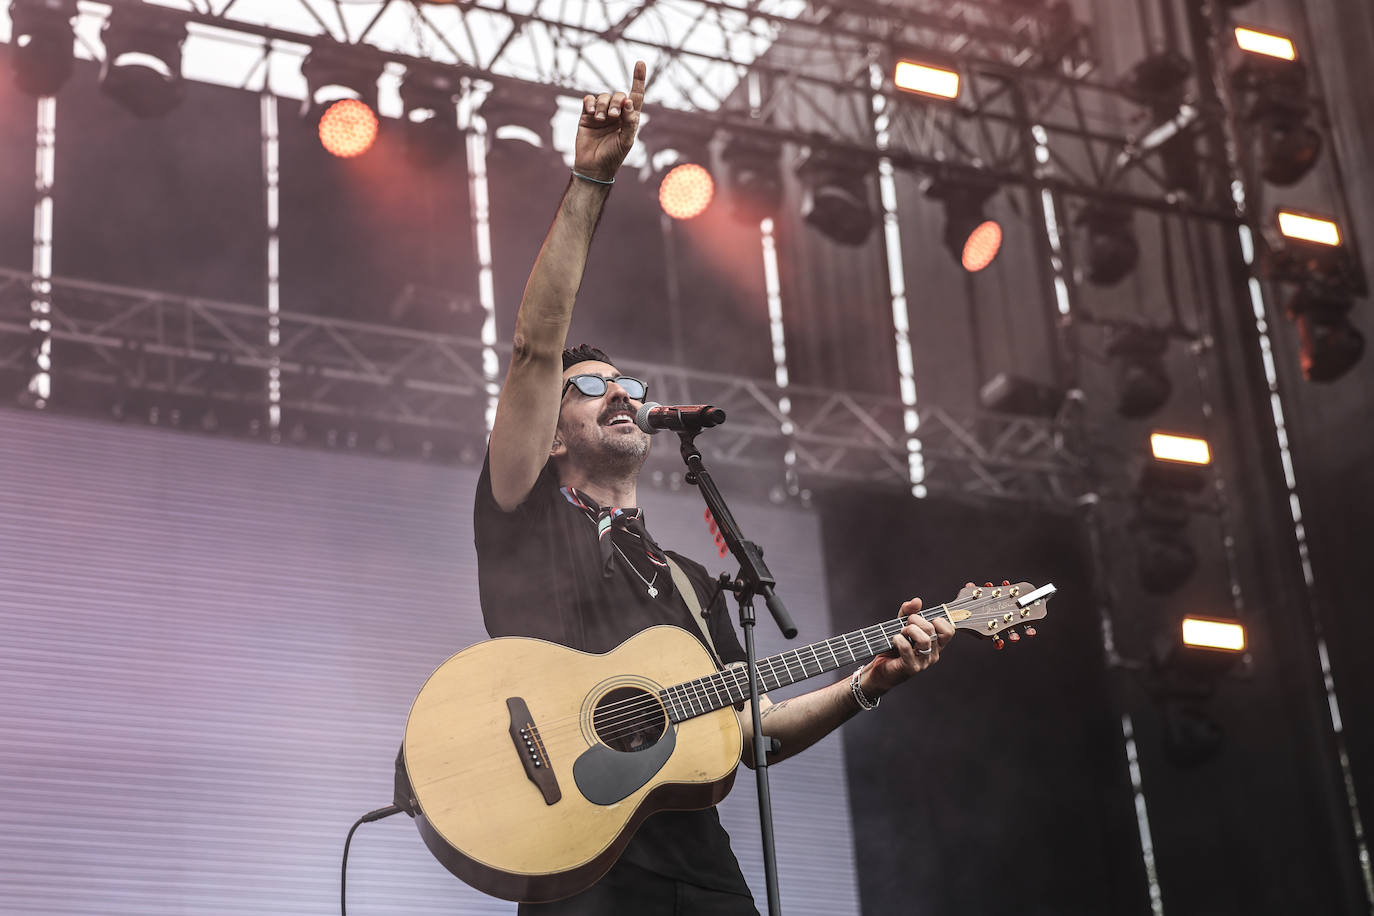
[677, 430, 796, 916]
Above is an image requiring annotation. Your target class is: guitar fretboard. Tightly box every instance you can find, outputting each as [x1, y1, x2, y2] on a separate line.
[659, 607, 946, 724]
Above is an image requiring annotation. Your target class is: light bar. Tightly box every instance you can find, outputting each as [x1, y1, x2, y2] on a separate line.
[1278, 211, 1341, 247]
[1234, 27, 1297, 62]
[894, 60, 960, 100]
[1150, 432, 1212, 465]
[1182, 617, 1246, 652]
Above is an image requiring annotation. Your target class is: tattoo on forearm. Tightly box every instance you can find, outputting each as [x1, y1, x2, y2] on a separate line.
[760, 699, 791, 720]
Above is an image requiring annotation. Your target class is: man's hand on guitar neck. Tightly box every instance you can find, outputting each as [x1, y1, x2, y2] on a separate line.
[738, 595, 955, 767]
[859, 596, 955, 698]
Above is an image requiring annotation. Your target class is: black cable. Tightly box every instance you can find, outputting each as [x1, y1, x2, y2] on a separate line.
[341, 804, 403, 916]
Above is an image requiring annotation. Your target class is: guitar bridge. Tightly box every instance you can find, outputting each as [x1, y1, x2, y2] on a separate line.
[507, 697, 561, 805]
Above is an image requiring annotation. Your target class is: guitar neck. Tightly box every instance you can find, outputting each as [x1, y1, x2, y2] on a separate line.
[661, 607, 945, 723]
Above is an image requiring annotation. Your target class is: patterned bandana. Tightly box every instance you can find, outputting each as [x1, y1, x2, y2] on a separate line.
[560, 486, 669, 579]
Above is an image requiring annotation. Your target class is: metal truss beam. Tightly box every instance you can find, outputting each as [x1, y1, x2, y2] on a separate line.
[0, 268, 1087, 506]
[94, 0, 1240, 222]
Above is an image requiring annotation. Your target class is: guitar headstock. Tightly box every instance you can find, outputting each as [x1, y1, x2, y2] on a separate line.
[942, 581, 1055, 649]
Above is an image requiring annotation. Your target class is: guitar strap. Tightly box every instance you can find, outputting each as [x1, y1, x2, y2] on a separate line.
[665, 556, 724, 669]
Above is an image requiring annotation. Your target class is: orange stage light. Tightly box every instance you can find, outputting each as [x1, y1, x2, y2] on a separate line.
[659, 163, 715, 220]
[319, 98, 379, 158]
[961, 220, 1003, 272]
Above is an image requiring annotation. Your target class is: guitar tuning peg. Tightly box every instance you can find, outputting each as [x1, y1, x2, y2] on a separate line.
[1009, 630, 1021, 643]
[1025, 626, 1037, 638]
[993, 637, 1005, 651]
[984, 581, 994, 588]
[1001, 579, 1010, 586]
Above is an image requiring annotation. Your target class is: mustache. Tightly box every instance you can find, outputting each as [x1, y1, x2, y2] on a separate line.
[598, 398, 635, 424]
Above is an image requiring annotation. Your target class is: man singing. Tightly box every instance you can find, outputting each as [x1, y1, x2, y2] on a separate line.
[474, 61, 953, 914]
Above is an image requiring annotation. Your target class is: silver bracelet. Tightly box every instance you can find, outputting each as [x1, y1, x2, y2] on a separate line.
[850, 666, 880, 711]
[571, 169, 615, 186]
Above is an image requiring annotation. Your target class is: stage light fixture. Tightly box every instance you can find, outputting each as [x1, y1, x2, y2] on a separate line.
[926, 177, 1002, 272]
[401, 66, 461, 168]
[978, 372, 1066, 418]
[1077, 203, 1139, 286]
[1265, 211, 1365, 295]
[893, 58, 960, 101]
[647, 122, 717, 221]
[1107, 325, 1172, 419]
[1150, 431, 1211, 466]
[721, 132, 783, 224]
[9, 0, 78, 97]
[1234, 26, 1296, 61]
[1182, 616, 1246, 652]
[1277, 210, 1339, 247]
[1287, 290, 1364, 382]
[798, 145, 874, 246]
[1230, 34, 1322, 186]
[99, 5, 188, 118]
[480, 82, 559, 156]
[1130, 438, 1207, 594]
[1121, 50, 1201, 196]
[659, 163, 715, 220]
[301, 43, 384, 158]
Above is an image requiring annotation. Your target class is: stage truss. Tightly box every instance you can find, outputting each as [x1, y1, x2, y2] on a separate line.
[0, 268, 1089, 506]
[89, 0, 1241, 220]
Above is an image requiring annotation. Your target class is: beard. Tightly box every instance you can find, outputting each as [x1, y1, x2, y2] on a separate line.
[559, 417, 650, 478]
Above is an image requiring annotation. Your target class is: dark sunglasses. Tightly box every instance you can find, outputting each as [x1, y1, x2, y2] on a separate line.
[560, 374, 649, 401]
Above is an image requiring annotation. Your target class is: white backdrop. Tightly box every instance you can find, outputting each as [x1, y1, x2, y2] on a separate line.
[0, 408, 860, 915]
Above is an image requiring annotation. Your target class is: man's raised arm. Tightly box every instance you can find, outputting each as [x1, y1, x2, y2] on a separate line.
[487, 62, 647, 511]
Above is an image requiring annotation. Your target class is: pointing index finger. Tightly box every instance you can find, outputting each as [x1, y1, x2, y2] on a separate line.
[629, 60, 647, 108]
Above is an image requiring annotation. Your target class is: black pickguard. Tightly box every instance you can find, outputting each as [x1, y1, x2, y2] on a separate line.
[572, 726, 677, 805]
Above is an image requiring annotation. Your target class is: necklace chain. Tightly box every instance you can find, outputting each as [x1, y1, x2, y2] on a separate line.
[613, 542, 660, 598]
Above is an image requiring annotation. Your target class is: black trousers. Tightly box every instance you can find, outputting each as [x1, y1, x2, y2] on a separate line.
[517, 861, 759, 916]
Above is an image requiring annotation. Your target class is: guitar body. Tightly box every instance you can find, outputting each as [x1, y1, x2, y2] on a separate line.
[403, 626, 744, 903]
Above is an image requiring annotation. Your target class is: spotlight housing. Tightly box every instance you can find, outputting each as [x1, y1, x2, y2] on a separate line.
[721, 132, 783, 224]
[798, 145, 874, 246]
[401, 66, 462, 168]
[1232, 53, 1321, 187]
[99, 5, 188, 118]
[926, 176, 1002, 272]
[1130, 437, 1207, 594]
[301, 43, 384, 158]
[1107, 324, 1171, 418]
[1287, 290, 1364, 382]
[1078, 203, 1139, 286]
[479, 83, 560, 162]
[647, 122, 717, 221]
[1121, 51, 1201, 196]
[9, 0, 78, 97]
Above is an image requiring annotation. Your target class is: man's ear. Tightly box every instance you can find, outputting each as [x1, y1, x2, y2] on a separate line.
[550, 436, 565, 458]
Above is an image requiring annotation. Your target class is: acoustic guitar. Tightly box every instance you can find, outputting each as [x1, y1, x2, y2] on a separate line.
[402, 580, 1055, 902]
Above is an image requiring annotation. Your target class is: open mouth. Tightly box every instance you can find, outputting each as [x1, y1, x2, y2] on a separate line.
[603, 410, 636, 428]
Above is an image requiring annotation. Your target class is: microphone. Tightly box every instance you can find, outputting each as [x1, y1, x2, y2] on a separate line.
[635, 402, 727, 434]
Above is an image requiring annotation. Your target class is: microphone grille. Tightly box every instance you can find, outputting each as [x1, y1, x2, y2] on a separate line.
[634, 401, 662, 434]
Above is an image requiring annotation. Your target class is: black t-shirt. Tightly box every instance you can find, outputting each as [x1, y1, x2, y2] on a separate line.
[473, 455, 752, 896]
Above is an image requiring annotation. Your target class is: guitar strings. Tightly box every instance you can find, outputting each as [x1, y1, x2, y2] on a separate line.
[560, 600, 1026, 746]
[518, 594, 1029, 747]
[529, 597, 1021, 746]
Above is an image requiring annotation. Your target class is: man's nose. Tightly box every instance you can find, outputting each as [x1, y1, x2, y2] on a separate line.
[605, 378, 633, 402]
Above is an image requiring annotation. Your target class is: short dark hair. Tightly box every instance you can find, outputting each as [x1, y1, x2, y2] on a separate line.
[562, 344, 613, 371]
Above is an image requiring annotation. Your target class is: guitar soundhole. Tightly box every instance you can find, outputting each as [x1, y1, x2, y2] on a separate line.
[593, 687, 666, 753]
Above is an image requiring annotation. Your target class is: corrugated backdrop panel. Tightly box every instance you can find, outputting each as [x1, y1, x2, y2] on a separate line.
[0, 408, 859, 914]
